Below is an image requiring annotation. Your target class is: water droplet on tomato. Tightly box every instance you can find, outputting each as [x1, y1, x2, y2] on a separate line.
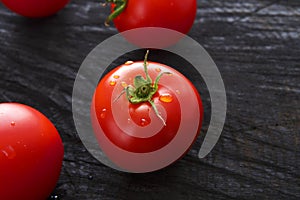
[121, 82, 128, 88]
[10, 121, 16, 126]
[140, 118, 148, 127]
[109, 80, 116, 86]
[1, 145, 16, 159]
[125, 61, 134, 65]
[176, 90, 181, 94]
[159, 94, 173, 103]
[155, 68, 161, 72]
[113, 75, 120, 79]
[100, 108, 107, 119]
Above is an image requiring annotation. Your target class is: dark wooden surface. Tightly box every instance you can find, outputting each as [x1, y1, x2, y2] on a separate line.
[0, 0, 299, 199]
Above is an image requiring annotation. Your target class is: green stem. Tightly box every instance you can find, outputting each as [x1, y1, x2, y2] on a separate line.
[148, 100, 166, 126]
[143, 50, 152, 83]
[114, 50, 170, 126]
[105, 0, 128, 26]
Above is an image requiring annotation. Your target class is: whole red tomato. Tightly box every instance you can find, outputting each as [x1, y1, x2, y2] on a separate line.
[107, 0, 197, 35]
[1, 0, 69, 17]
[91, 51, 203, 172]
[0, 103, 64, 199]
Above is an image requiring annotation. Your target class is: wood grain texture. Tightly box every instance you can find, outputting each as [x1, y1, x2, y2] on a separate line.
[0, 0, 299, 199]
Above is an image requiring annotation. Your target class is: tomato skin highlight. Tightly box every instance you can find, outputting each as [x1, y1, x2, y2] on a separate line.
[91, 60, 203, 172]
[1, 0, 70, 18]
[112, 0, 197, 35]
[0, 103, 64, 200]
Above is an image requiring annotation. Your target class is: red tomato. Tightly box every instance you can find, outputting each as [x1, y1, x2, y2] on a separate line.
[91, 52, 203, 172]
[1, 0, 69, 17]
[106, 0, 197, 47]
[0, 103, 64, 199]
[108, 0, 197, 35]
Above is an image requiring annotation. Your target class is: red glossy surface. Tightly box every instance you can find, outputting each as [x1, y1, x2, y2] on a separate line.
[1, 0, 69, 17]
[0, 103, 64, 199]
[113, 0, 197, 34]
[91, 61, 203, 172]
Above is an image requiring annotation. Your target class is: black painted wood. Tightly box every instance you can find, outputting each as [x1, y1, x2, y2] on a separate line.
[0, 0, 299, 199]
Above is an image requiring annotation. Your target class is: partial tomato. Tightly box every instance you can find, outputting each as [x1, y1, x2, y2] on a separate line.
[107, 0, 197, 35]
[91, 51, 203, 172]
[1, 0, 69, 18]
[105, 0, 197, 47]
[0, 103, 64, 200]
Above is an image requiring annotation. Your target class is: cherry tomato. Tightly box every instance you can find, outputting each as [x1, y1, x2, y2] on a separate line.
[107, 0, 197, 35]
[0, 103, 64, 199]
[1, 0, 69, 18]
[105, 0, 197, 47]
[91, 52, 203, 172]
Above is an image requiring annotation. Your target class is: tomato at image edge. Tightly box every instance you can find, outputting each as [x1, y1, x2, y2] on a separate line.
[110, 0, 197, 35]
[0, 103, 64, 199]
[105, 0, 197, 47]
[1, 0, 70, 18]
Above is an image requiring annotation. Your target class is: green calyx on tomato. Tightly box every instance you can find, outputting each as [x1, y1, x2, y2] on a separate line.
[105, 0, 128, 26]
[115, 50, 171, 126]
